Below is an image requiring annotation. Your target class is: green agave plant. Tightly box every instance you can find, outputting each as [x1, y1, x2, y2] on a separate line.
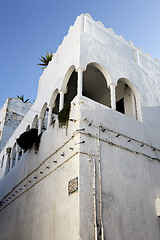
[37, 52, 53, 69]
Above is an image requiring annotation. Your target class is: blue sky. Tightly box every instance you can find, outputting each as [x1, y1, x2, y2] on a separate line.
[0, 0, 160, 108]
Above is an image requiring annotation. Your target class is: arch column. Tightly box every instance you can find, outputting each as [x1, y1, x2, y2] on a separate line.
[47, 105, 53, 126]
[9, 156, 13, 171]
[109, 83, 116, 110]
[77, 68, 84, 96]
[38, 117, 43, 135]
[5, 155, 10, 175]
[22, 149, 25, 156]
[59, 90, 64, 112]
[9, 147, 15, 170]
[15, 145, 20, 163]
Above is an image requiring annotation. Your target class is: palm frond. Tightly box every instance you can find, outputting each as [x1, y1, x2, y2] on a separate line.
[37, 52, 53, 69]
[37, 63, 48, 66]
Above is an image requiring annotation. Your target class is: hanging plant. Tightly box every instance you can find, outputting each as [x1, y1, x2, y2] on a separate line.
[58, 103, 71, 128]
[17, 129, 38, 152]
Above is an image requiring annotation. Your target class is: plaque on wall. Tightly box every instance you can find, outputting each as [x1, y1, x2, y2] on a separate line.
[68, 177, 78, 195]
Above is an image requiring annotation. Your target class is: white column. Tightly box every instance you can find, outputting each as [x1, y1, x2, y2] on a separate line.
[15, 145, 20, 163]
[77, 68, 83, 96]
[9, 157, 13, 171]
[47, 105, 53, 126]
[38, 117, 43, 135]
[109, 83, 116, 110]
[59, 90, 64, 112]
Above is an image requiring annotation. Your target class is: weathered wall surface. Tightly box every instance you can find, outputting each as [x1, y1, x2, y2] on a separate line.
[0, 156, 79, 240]
[0, 14, 160, 240]
[0, 98, 31, 152]
[0, 158, 79, 240]
[1, 96, 160, 240]
[0, 119, 80, 240]
[0, 97, 83, 240]
[100, 143, 160, 240]
[77, 96, 160, 240]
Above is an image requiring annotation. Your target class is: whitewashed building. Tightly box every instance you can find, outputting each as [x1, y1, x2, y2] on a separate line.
[0, 97, 31, 153]
[0, 14, 160, 240]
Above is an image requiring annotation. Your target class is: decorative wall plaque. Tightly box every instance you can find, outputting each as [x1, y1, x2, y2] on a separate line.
[68, 177, 78, 195]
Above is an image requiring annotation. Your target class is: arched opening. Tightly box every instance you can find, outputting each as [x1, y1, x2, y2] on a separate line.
[49, 89, 59, 117]
[42, 108, 49, 131]
[83, 64, 111, 107]
[64, 70, 77, 105]
[52, 94, 60, 115]
[60, 66, 77, 110]
[116, 78, 138, 119]
[26, 125, 30, 132]
[32, 115, 38, 129]
[40, 103, 48, 132]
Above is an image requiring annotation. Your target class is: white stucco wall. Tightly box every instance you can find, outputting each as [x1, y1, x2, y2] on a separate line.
[0, 96, 160, 239]
[0, 155, 79, 240]
[78, 96, 160, 240]
[0, 14, 160, 240]
[0, 98, 81, 240]
[35, 13, 160, 128]
[0, 98, 32, 152]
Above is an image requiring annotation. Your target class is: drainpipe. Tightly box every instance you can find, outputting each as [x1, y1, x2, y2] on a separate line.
[97, 126, 104, 239]
[80, 152, 98, 240]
